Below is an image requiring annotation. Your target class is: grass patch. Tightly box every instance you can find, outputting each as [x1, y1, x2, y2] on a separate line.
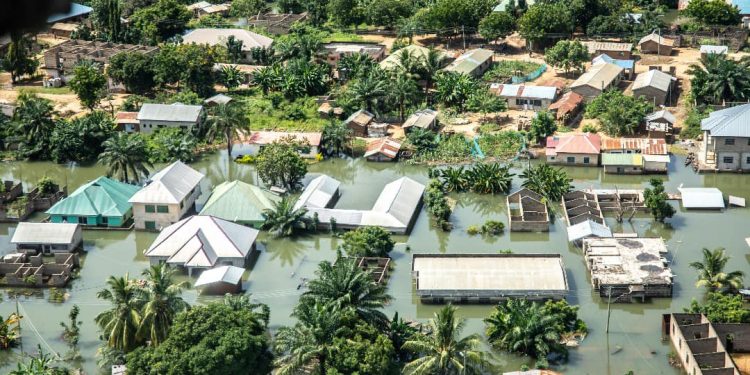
[477, 131, 523, 159]
[410, 133, 474, 164]
[322, 31, 364, 43]
[236, 92, 328, 132]
[15, 86, 73, 95]
[483, 60, 543, 82]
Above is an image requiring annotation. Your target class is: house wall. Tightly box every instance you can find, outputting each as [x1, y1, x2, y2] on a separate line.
[547, 153, 599, 166]
[604, 165, 643, 174]
[347, 123, 368, 137]
[571, 85, 603, 101]
[640, 41, 672, 55]
[49, 213, 126, 227]
[644, 160, 668, 173]
[366, 153, 395, 162]
[472, 58, 493, 77]
[133, 184, 201, 230]
[596, 49, 632, 59]
[704, 136, 750, 171]
[633, 86, 668, 106]
[505, 97, 553, 110]
[138, 119, 199, 134]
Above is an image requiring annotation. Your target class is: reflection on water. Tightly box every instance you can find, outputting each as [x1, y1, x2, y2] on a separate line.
[1, 151, 750, 374]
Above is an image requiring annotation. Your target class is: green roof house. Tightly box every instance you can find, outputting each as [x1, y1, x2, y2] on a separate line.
[46, 176, 140, 227]
[199, 180, 280, 228]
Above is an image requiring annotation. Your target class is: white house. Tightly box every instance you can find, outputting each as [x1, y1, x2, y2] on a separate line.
[238, 131, 322, 159]
[137, 103, 203, 133]
[10, 222, 82, 254]
[129, 161, 206, 230]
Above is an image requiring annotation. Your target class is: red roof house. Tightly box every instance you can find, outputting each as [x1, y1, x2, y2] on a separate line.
[545, 133, 601, 166]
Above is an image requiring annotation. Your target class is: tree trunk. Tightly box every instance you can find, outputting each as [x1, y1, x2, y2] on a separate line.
[226, 130, 233, 156]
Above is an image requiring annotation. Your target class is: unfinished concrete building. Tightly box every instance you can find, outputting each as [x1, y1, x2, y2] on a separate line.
[43, 40, 159, 78]
[663, 313, 743, 375]
[0, 252, 80, 287]
[562, 190, 606, 226]
[350, 257, 391, 284]
[507, 188, 549, 232]
[582, 237, 673, 301]
[0, 180, 67, 222]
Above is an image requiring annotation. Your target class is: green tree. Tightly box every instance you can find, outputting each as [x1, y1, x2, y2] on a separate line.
[251, 65, 278, 95]
[686, 292, 750, 323]
[255, 142, 307, 190]
[403, 305, 490, 374]
[328, 0, 363, 26]
[69, 60, 107, 110]
[467, 87, 507, 118]
[137, 264, 189, 347]
[424, 178, 452, 226]
[434, 72, 477, 112]
[302, 259, 391, 325]
[126, 303, 272, 375]
[407, 127, 437, 152]
[95, 274, 143, 353]
[0, 313, 21, 350]
[107, 52, 156, 95]
[51, 110, 114, 163]
[479, 12, 515, 43]
[587, 14, 631, 36]
[223, 294, 270, 327]
[2, 32, 39, 83]
[321, 120, 352, 156]
[518, 2, 574, 49]
[424, 0, 494, 29]
[520, 163, 572, 202]
[9, 345, 66, 375]
[643, 178, 675, 222]
[99, 132, 153, 183]
[145, 128, 198, 163]
[349, 69, 389, 113]
[92, 0, 123, 41]
[585, 90, 654, 136]
[689, 247, 745, 293]
[340, 226, 395, 257]
[219, 65, 243, 91]
[420, 47, 447, 97]
[389, 73, 420, 121]
[130, 0, 191, 44]
[229, 0, 268, 19]
[205, 102, 248, 155]
[544, 40, 589, 75]
[688, 54, 750, 105]
[684, 0, 741, 25]
[438, 166, 468, 192]
[60, 305, 82, 346]
[153, 43, 218, 97]
[12, 91, 56, 160]
[364, 0, 413, 28]
[261, 196, 313, 236]
[326, 320, 397, 374]
[466, 162, 514, 194]
[529, 111, 557, 144]
[225, 35, 245, 63]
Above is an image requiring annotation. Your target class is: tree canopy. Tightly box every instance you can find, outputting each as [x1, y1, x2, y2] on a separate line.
[585, 90, 654, 136]
[255, 141, 308, 190]
[340, 226, 396, 257]
[684, 0, 741, 25]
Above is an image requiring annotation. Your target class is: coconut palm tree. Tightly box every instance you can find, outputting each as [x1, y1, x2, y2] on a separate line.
[466, 163, 514, 194]
[394, 48, 422, 80]
[251, 65, 278, 95]
[349, 69, 388, 113]
[261, 196, 313, 237]
[688, 54, 750, 105]
[439, 166, 468, 192]
[301, 259, 391, 326]
[338, 52, 376, 81]
[390, 73, 420, 121]
[520, 163, 572, 202]
[98, 132, 152, 184]
[95, 274, 143, 352]
[137, 264, 189, 346]
[205, 102, 249, 155]
[403, 305, 490, 375]
[420, 48, 447, 93]
[321, 119, 352, 157]
[689, 247, 745, 292]
[273, 302, 347, 375]
[484, 299, 565, 359]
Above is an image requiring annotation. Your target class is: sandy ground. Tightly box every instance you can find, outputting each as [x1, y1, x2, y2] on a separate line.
[732, 353, 750, 375]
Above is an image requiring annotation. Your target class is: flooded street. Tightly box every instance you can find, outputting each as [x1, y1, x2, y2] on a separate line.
[0, 151, 748, 374]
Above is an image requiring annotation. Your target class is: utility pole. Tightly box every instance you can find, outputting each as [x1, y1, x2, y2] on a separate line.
[15, 295, 22, 351]
[462, 25, 466, 50]
[606, 286, 613, 333]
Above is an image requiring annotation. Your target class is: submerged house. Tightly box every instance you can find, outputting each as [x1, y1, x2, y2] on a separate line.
[46, 176, 139, 227]
[241, 131, 322, 159]
[600, 138, 670, 173]
[507, 188, 549, 232]
[137, 103, 203, 134]
[548, 91, 584, 123]
[11, 223, 82, 254]
[663, 313, 745, 375]
[344, 109, 375, 137]
[365, 137, 401, 162]
[129, 161, 205, 230]
[143, 215, 259, 275]
[699, 103, 750, 171]
[545, 133, 602, 166]
[199, 180, 280, 228]
[194, 265, 245, 294]
[644, 109, 676, 139]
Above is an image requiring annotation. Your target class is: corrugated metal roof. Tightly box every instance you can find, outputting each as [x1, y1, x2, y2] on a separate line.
[581, 41, 632, 53]
[546, 133, 601, 155]
[370, 177, 425, 227]
[11, 223, 80, 245]
[632, 69, 673, 92]
[194, 265, 245, 287]
[493, 84, 557, 100]
[643, 154, 670, 163]
[47, 176, 139, 217]
[600, 138, 668, 155]
[592, 54, 635, 70]
[137, 103, 203, 123]
[601, 153, 642, 166]
[444, 48, 493, 75]
[204, 94, 233, 105]
[183, 28, 273, 50]
[129, 161, 205, 205]
[679, 187, 725, 209]
[345, 109, 374, 126]
[567, 220, 612, 242]
[548, 91, 584, 118]
[700, 45, 728, 54]
[145, 215, 258, 265]
[571, 63, 623, 90]
[365, 137, 401, 159]
[200, 181, 280, 224]
[701, 103, 750, 137]
[645, 109, 676, 124]
[294, 175, 341, 210]
[402, 109, 438, 129]
[638, 33, 675, 47]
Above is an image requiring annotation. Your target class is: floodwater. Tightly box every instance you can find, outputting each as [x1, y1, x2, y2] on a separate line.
[0, 151, 748, 374]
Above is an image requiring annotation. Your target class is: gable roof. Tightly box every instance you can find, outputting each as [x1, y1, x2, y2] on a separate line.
[632, 69, 673, 92]
[546, 133, 601, 155]
[679, 187, 725, 209]
[571, 63, 623, 90]
[548, 91, 584, 119]
[592, 54, 635, 70]
[182, 28, 273, 50]
[294, 175, 341, 210]
[145, 215, 258, 265]
[129, 161, 205, 205]
[365, 138, 402, 159]
[194, 265, 245, 287]
[402, 109, 438, 129]
[204, 93, 233, 105]
[701, 103, 750, 137]
[200, 180, 280, 223]
[567, 219, 612, 242]
[580, 41, 632, 54]
[345, 109, 375, 127]
[444, 48, 493, 75]
[639, 33, 676, 47]
[601, 138, 668, 154]
[645, 109, 676, 124]
[491, 84, 558, 100]
[47, 176, 139, 217]
[137, 103, 203, 123]
[11, 223, 80, 245]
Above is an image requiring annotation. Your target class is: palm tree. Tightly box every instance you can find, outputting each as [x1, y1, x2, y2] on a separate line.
[338, 52, 376, 81]
[13, 91, 55, 159]
[349, 69, 388, 113]
[252, 65, 278, 95]
[395, 48, 421, 80]
[688, 53, 750, 105]
[439, 166, 468, 192]
[223, 294, 270, 327]
[137, 264, 189, 346]
[261, 196, 313, 237]
[520, 164, 572, 202]
[485, 299, 565, 359]
[205, 102, 249, 155]
[390, 73, 420, 121]
[689, 247, 745, 292]
[321, 119, 352, 156]
[273, 302, 347, 375]
[403, 305, 490, 375]
[219, 65, 243, 91]
[466, 163, 514, 194]
[434, 72, 476, 112]
[98, 132, 152, 184]
[301, 259, 391, 326]
[95, 274, 143, 352]
[420, 48, 447, 98]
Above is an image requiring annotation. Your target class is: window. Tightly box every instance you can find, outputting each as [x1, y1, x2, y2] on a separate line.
[532, 99, 542, 107]
[156, 205, 169, 213]
[145, 205, 155, 213]
[583, 157, 590, 164]
[725, 138, 735, 145]
[102, 216, 108, 225]
[78, 216, 87, 225]
[723, 156, 734, 164]
[747, 138, 750, 145]
[145, 221, 157, 230]
[746, 156, 750, 164]
[567, 156, 575, 163]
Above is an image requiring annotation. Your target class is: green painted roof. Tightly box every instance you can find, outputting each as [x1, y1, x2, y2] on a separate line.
[601, 153, 643, 166]
[199, 180, 280, 223]
[46, 176, 140, 217]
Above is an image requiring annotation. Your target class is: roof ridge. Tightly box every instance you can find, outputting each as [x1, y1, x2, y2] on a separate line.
[207, 215, 245, 257]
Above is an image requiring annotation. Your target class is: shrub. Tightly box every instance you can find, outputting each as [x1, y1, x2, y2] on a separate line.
[481, 220, 504, 235]
[581, 124, 598, 133]
[467, 225, 480, 235]
[37, 176, 56, 195]
[235, 155, 256, 164]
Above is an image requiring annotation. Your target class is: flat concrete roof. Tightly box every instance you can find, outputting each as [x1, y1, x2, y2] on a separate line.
[412, 254, 567, 297]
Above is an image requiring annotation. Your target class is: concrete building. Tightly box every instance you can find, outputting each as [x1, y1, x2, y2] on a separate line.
[115, 111, 139, 132]
[143, 215, 258, 275]
[592, 54, 635, 79]
[700, 45, 729, 59]
[46, 176, 139, 227]
[699, 103, 750, 171]
[239, 131, 322, 159]
[638, 33, 675, 56]
[365, 137, 401, 162]
[663, 313, 743, 375]
[182, 29, 273, 62]
[545, 133, 602, 166]
[645, 109, 676, 139]
[580, 41, 633, 59]
[570, 63, 624, 100]
[137, 103, 203, 133]
[412, 253, 568, 303]
[443, 48, 494, 77]
[601, 138, 669, 173]
[632, 69, 675, 106]
[602, 153, 644, 174]
[42, 40, 158, 79]
[402, 109, 438, 131]
[129, 161, 205, 230]
[10, 223, 82, 254]
[582, 237, 673, 301]
[194, 265, 245, 294]
[490, 84, 558, 110]
[507, 188, 549, 232]
[293, 175, 341, 211]
[199, 180, 280, 228]
[322, 42, 386, 65]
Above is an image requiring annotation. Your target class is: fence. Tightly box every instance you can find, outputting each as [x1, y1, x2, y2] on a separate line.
[511, 64, 547, 84]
